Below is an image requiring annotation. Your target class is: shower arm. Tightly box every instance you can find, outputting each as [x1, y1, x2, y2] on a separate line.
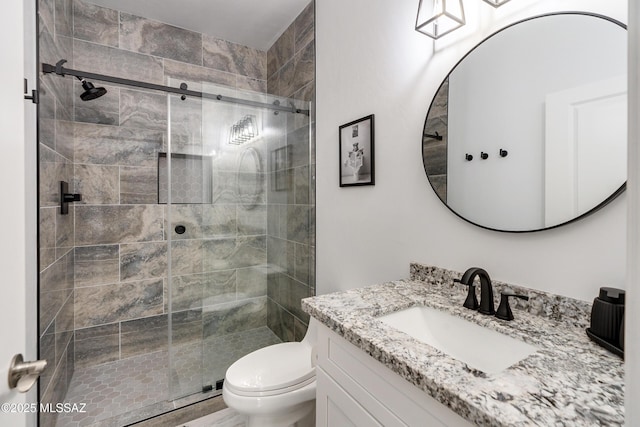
[42, 59, 310, 116]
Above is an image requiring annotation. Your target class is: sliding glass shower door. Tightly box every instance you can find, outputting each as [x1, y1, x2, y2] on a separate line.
[166, 79, 313, 400]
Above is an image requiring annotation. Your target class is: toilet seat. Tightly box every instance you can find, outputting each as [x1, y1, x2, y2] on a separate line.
[225, 342, 315, 397]
[225, 375, 315, 397]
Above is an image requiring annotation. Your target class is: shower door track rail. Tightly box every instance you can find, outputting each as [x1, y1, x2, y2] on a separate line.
[42, 59, 310, 116]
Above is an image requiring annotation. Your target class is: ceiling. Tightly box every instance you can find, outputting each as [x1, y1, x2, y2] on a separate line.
[88, 0, 311, 51]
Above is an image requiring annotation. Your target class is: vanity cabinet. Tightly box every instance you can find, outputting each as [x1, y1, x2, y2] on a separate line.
[315, 323, 473, 427]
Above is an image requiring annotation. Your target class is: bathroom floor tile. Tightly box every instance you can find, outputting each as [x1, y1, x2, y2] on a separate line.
[56, 326, 280, 427]
[179, 408, 245, 427]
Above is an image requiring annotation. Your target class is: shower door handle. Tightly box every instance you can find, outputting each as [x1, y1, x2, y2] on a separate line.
[8, 354, 47, 393]
[23, 78, 39, 104]
[60, 181, 82, 215]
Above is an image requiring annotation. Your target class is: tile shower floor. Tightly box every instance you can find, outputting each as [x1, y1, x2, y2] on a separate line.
[56, 327, 281, 427]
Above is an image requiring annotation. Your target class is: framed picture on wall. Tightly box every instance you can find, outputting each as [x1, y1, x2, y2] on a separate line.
[339, 114, 375, 187]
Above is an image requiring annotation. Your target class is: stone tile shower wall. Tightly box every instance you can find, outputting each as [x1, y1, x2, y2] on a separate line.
[266, 2, 316, 341]
[38, 0, 75, 426]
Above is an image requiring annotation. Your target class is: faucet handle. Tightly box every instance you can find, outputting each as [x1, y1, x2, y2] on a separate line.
[495, 289, 529, 321]
[454, 278, 479, 310]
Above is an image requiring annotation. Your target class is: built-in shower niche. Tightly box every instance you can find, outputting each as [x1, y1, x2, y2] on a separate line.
[158, 152, 213, 204]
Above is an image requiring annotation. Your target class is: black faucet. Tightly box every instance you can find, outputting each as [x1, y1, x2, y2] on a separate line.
[454, 268, 495, 315]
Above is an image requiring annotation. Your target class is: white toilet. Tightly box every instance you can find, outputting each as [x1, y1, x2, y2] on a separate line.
[222, 318, 318, 427]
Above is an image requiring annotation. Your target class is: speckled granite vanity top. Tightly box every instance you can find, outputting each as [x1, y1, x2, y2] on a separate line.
[302, 264, 624, 426]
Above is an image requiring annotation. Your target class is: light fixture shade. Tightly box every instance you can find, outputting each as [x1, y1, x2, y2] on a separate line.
[416, 0, 465, 39]
[482, 0, 511, 7]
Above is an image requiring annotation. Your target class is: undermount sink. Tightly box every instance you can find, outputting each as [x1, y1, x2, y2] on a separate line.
[377, 306, 537, 374]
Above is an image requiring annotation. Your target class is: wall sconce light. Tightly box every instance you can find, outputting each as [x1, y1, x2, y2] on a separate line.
[229, 115, 258, 145]
[415, 0, 465, 39]
[416, 0, 514, 39]
[482, 0, 511, 7]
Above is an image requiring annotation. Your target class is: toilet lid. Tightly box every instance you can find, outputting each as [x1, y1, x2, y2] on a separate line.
[225, 342, 315, 393]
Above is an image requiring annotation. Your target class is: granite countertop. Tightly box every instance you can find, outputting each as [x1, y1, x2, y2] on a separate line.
[301, 264, 624, 427]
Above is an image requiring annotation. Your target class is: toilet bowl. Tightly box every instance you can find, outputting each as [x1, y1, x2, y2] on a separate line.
[222, 318, 318, 427]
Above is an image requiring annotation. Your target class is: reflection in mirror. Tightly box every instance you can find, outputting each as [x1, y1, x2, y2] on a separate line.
[422, 13, 627, 232]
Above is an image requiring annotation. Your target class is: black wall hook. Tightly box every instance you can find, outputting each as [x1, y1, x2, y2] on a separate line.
[481, 152, 489, 160]
[465, 154, 473, 161]
[499, 149, 508, 157]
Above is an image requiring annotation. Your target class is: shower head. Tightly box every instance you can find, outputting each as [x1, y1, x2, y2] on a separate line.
[76, 76, 107, 101]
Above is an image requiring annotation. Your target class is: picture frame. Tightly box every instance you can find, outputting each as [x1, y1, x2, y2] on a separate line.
[339, 114, 375, 187]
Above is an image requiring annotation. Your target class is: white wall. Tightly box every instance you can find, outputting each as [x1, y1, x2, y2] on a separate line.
[316, 0, 627, 302]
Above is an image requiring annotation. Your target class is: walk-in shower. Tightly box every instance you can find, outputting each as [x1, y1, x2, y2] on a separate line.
[37, 0, 315, 425]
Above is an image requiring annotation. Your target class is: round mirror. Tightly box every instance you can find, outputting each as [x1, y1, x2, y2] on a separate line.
[422, 13, 627, 232]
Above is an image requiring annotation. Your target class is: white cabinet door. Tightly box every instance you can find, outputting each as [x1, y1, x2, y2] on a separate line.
[316, 368, 382, 427]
